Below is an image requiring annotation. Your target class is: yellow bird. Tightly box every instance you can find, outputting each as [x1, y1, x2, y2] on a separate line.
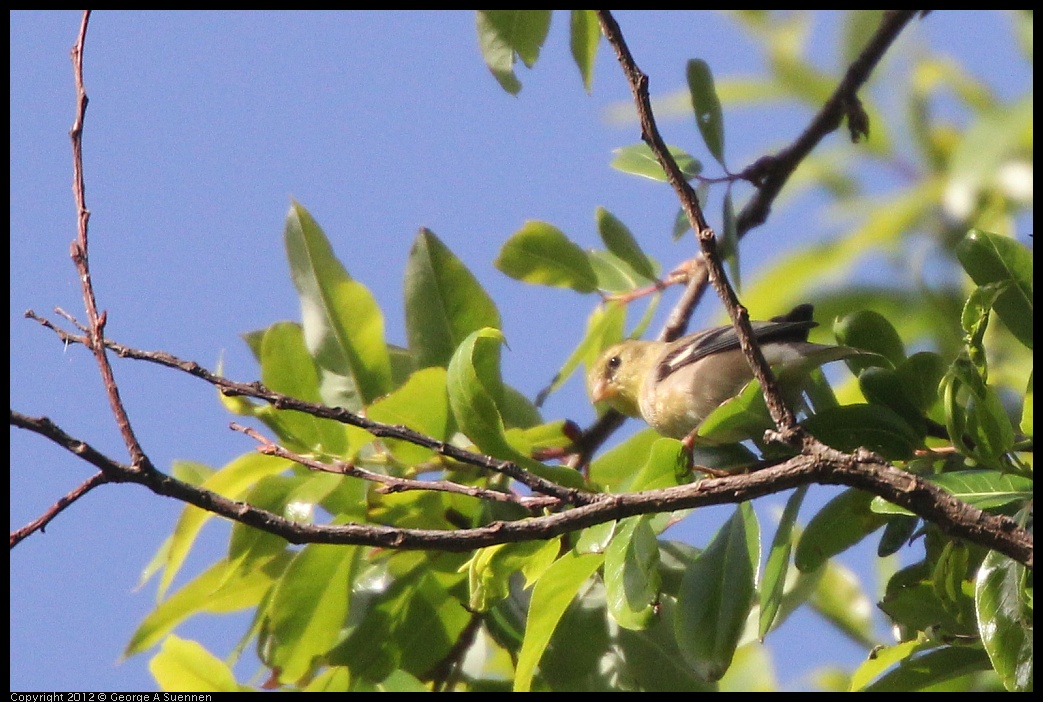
[587, 304, 864, 440]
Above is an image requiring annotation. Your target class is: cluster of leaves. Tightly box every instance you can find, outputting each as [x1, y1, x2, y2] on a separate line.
[128, 10, 1031, 693]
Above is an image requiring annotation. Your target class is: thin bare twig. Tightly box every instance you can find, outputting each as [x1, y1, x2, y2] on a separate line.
[735, 10, 923, 237]
[232, 423, 560, 511]
[9, 411, 125, 547]
[67, 10, 153, 472]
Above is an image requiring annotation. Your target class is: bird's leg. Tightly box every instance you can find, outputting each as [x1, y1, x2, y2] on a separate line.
[680, 429, 732, 478]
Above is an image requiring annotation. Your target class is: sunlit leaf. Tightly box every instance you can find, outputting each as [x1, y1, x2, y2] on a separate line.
[285, 202, 392, 407]
[126, 553, 291, 658]
[159, 454, 293, 599]
[759, 485, 807, 638]
[496, 221, 598, 293]
[569, 10, 600, 93]
[596, 206, 657, 281]
[367, 367, 451, 466]
[148, 635, 243, 692]
[610, 143, 702, 182]
[605, 516, 661, 630]
[405, 228, 501, 370]
[476, 10, 552, 94]
[267, 543, 361, 684]
[515, 550, 604, 691]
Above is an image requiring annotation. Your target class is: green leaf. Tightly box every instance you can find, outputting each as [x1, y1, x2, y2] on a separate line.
[227, 475, 324, 568]
[858, 366, 929, 436]
[870, 646, 993, 692]
[539, 578, 613, 690]
[939, 350, 1020, 469]
[610, 143, 703, 182]
[515, 550, 604, 691]
[475, 10, 552, 94]
[587, 249, 655, 292]
[569, 10, 599, 93]
[976, 550, 1033, 691]
[126, 553, 291, 658]
[500, 383, 544, 430]
[880, 567, 978, 639]
[956, 230, 1033, 350]
[446, 328, 584, 488]
[795, 488, 887, 573]
[495, 220, 598, 293]
[833, 309, 905, 371]
[628, 437, 691, 492]
[962, 282, 1006, 374]
[855, 643, 993, 692]
[404, 229, 501, 370]
[266, 543, 360, 684]
[686, 59, 726, 168]
[613, 594, 717, 691]
[876, 514, 920, 556]
[332, 567, 472, 682]
[966, 380, 1017, 465]
[896, 351, 947, 413]
[759, 485, 808, 638]
[596, 206, 658, 281]
[148, 635, 243, 692]
[159, 454, 293, 599]
[285, 201, 392, 408]
[588, 428, 661, 493]
[675, 503, 759, 682]
[605, 516, 662, 630]
[722, 189, 741, 289]
[367, 367, 451, 466]
[257, 321, 347, 456]
[466, 541, 553, 612]
[926, 470, 1032, 511]
[802, 403, 923, 461]
[445, 328, 510, 455]
[858, 351, 944, 430]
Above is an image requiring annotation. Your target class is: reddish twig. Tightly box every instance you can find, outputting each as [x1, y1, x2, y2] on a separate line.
[67, 10, 152, 472]
[232, 423, 560, 511]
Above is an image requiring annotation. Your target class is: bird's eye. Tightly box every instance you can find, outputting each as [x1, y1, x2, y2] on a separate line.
[607, 355, 621, 371]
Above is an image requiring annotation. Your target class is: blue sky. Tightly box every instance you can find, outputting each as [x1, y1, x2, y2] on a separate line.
[10, 10, 1031, 692]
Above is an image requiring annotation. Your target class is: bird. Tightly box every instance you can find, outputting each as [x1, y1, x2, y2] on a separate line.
[587, 304, 866, 441]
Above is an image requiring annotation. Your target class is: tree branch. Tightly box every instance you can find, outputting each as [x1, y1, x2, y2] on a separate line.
[735, 10, 923, 237]
[596, 8, 800, 435]
[12, 10, 1030, 574]
[24, 310, 595, 506]
[10, 409, 1032, 565]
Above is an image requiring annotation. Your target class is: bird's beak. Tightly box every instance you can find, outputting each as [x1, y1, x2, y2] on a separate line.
[589, 378, 613, 404]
